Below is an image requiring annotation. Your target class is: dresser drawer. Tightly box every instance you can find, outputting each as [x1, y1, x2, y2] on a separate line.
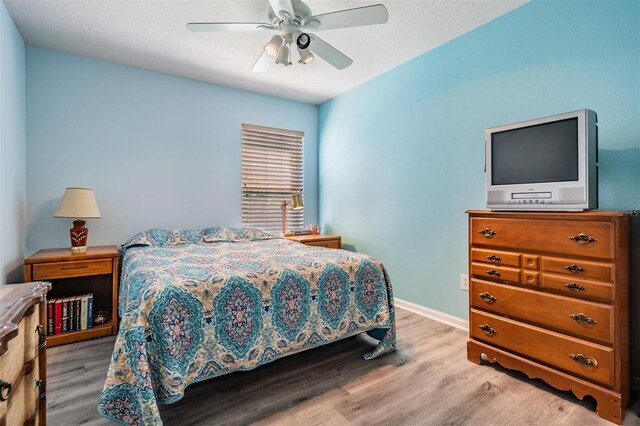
[471, 310, 614, 387]
[540, 273, 614, 302]
[471, 248, 521, 267]
[32, 259, 112, 280]
[471, 218, 615, 259]
[541, 257, 614, 283]
[471, 280, 613, 343]
[471, 263, 520, 284]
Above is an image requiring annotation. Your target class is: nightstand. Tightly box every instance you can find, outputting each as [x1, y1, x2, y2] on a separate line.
[24, 245, 119, 347]
[286, 234, 341, 249]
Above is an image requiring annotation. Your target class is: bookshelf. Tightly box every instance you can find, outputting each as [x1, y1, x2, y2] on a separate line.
[24, 245, 119, 347]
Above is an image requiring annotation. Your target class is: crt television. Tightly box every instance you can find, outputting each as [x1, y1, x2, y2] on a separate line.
[485, 109, 598, 211]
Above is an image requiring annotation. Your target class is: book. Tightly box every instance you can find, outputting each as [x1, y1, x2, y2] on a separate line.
[74, 296, 81, 331]
[80, 294, 89, 330]
[69, 297, 75, 332]
[61, 297, 69, 333]
[54, 299, 62, 335]
[87, 293, 94, 328]
[47, 299, 54, 336]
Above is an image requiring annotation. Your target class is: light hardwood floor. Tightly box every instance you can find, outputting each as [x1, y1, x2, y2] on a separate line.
[47, 307, 640, 425]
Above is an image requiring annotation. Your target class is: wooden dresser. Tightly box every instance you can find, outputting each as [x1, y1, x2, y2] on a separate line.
[0, 282, 49, 426]
[466, 210, 629, 424]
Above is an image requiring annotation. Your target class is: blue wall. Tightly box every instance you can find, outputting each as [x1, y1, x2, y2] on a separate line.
[0, 3, 26, 284]
[26, 47, 318, 251]
[318, 1, 640, 319]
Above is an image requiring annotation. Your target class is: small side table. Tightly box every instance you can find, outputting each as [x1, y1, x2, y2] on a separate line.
[286, 234, 341, 249]
[24, 245, 119, 347]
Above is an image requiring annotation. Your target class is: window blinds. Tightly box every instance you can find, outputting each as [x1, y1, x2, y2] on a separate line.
[241, 123, 304, 234]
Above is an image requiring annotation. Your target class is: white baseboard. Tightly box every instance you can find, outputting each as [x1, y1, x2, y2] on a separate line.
[394, 298, 469, 331]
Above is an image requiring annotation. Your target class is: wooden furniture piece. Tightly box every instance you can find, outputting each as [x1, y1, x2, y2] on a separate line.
[24, 246, 119, 348]
[0, 281, 49, 426]
[467, 210, 630, 425]
[286, 234, 341, 249]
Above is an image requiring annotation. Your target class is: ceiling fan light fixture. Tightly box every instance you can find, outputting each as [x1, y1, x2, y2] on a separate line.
[296, 32, 311, 50]
[264, 35, 283, 57]
[275, 44, 290, 66]
[297, 47, 314, 64]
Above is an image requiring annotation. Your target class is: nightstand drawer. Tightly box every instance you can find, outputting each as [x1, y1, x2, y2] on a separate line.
[305, 240, 341, 249]
[32, 259, 112, 280]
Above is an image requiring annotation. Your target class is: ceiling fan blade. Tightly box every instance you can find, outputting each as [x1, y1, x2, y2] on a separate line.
[306, 4, 389, 31]
[187, 22, 273, 32]
[308, 34, 353, 70]
[251, 51, 272, 73]
[268, 0, 295, 19]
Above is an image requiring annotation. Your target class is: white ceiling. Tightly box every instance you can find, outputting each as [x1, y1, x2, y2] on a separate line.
[4, 0, 527, 105]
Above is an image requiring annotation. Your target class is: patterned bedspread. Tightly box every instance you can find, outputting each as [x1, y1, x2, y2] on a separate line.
[98, 228, 396, 425]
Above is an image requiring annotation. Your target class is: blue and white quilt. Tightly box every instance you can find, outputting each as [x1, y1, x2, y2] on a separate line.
[98, 227, 396, 425]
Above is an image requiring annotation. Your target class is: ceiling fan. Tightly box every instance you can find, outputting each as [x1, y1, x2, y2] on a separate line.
[187, 0, 389, 72]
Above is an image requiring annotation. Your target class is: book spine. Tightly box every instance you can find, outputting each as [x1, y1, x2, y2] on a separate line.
[74, 297, 80, 331]
[80, 295, 88, 330]
[54, 299, 63, 334]
[69, 298, 74, 332]
[88, 294, 93, 328]
[47, 300, 54, 336]
[62, 298, 69, 333]
[76, 296, 82, 330]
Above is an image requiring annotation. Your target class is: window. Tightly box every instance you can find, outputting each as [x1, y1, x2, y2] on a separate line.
[241, 123, 304, 234]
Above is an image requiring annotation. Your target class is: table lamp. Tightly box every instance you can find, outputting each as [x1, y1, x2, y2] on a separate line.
[53, 188, 101, 252]
[281, 194, 303, 235]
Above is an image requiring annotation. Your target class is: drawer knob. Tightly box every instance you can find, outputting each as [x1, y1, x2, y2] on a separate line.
[478, 228, 496, 239]
[564, 264, 586, 274]
[565, 282, 586, 292]
[0, 380, 11, 401]
[478, 292, 497, 304]
[487, 255, 502, 263]
[486, 269, 502, 278]
[478, 324, 497, 336]
[569, 353, 598, 367]
[569, 233, 598, 245]
[570, 313, 597, 325]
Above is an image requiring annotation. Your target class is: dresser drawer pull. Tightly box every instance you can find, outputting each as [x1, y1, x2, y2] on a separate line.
[36, 380, 45, 399]
[478, 324, 497, 336]
[486, 269, 502, 278]
[570, 313, 597, 325]
[564, 264, 586, 274]
[565, 282, 586, 292]
[36, 324, 46, 346]
[478, 228, 496, 239]
[486, 255, 502, 263]
[569, 233, 598, 245]
[569, 353, 598, 367]
[478, 292, 497, 304]
[0, 380, 11, 401]
[59, 265, 90, 270]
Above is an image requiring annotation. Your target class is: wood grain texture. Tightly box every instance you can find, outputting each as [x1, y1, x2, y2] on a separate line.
[46, 308, 640, 425]
[468, 211, 630, 424]
[285, 235, 341, 248]
[24, 246, 120, 347]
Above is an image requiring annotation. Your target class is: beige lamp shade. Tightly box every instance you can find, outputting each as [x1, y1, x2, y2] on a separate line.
[54, 188, 102, 219]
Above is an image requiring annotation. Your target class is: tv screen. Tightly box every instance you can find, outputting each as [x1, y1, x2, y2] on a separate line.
[491, 118, 579, 185]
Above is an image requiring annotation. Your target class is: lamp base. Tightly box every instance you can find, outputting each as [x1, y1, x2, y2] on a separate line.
[70, 245, 88, 252]
[70, 219, 89, 251]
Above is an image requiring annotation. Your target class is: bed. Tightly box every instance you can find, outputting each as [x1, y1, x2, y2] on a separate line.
[98, 227, 396, 425]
